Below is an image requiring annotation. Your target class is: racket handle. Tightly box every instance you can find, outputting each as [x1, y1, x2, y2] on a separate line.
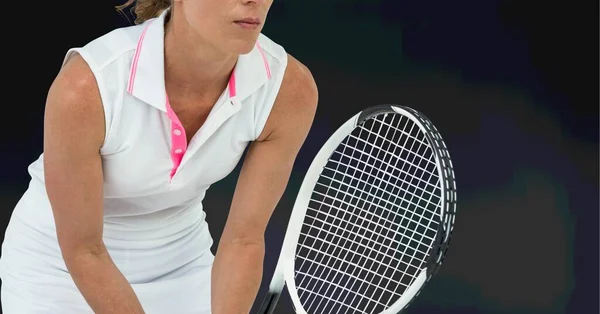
[256, 292, 281, 314]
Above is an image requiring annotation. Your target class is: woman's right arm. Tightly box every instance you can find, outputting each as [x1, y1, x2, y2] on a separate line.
[43, 54, 145, 314]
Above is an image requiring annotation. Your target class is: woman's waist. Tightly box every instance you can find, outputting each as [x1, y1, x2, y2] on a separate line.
[102, 202, 208, 245]
[1, 214, 214, 283]
[6, 205, 212, 251]
[12, 183, 208, 242]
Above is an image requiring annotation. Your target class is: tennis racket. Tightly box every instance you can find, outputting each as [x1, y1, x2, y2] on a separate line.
[257, 104, 457, 314]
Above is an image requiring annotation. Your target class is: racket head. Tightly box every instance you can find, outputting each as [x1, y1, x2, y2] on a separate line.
[265, 104, 457, 314]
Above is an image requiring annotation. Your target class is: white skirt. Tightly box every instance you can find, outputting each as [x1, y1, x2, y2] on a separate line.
[1, 199, 216, 314]
[0, 241, 214, 314]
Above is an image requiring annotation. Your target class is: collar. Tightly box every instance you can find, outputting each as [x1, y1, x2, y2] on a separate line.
[126, 9, 271, 111]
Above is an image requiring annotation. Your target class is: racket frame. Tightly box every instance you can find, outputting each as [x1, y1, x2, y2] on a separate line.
[257, 104, 457, 314]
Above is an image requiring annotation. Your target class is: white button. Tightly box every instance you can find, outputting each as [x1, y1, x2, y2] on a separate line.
[174, 148, 183, 154]
[173, 129, 182, 136]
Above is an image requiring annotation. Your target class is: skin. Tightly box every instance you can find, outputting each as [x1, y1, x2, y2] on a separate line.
[45, 0, 318, 313]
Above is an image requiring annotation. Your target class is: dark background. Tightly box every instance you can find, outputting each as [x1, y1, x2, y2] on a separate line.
[0, 0, 597, 313]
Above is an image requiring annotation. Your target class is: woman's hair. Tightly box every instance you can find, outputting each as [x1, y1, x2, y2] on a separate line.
[116, 0, 171, 25]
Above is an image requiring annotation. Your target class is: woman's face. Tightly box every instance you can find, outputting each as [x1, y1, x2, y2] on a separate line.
[174, 0, 273, 54]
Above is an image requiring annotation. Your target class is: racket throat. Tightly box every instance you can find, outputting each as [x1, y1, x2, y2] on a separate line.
[257, 292, 282, 314]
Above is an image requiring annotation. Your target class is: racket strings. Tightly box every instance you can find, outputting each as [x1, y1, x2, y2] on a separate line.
[344, 118, 440, 312]
[323, 154, 440, 221]
[364, 120, 442, 311]
[297, 114, 422, 312]
[327, 147, 438, 201]
[293, 113, 443, 313]
[307, 192, 437, 250]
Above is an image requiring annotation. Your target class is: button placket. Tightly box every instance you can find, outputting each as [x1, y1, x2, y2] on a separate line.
[166, 99, 188, 181]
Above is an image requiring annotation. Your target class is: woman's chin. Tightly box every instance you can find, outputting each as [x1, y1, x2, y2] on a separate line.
[227, 37, 261, 55]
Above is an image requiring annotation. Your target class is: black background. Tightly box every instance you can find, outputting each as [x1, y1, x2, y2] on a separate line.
[0, 1, 597, 313]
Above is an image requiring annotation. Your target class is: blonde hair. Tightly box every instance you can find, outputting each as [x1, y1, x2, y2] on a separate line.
[116, 0, 171, 24]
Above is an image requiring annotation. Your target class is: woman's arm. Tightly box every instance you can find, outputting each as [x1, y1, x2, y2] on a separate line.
[44, 54, 145, 313]
[211, 55, 319, 314]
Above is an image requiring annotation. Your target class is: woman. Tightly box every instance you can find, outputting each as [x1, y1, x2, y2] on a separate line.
[0, 0, 318, 313]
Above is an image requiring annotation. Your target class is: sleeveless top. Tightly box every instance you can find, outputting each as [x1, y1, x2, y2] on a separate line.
[0, 9, 288, 284]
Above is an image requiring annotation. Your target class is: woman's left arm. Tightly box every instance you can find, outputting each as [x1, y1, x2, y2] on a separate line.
[211, 55, 319, 314]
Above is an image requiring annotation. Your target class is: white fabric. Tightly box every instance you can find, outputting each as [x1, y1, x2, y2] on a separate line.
[0, 8, 288, 313]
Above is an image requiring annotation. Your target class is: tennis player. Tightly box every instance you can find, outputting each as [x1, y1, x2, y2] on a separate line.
[0, 0, 318, 313]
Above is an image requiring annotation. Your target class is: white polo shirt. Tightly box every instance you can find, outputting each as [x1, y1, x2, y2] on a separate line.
[0, 8, 287, 311]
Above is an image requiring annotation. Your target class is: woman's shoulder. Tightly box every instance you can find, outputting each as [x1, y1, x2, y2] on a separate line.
[254, 50, 318, 141]
[253, 33, 317, 117]
[278, 54, 318, 111]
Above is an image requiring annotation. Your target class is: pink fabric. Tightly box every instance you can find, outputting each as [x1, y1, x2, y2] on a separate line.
[165, 99, 188, 180]
[255, 42, 272, 79]
[228, 71, 237, 98]
[127, 24, 151, 93]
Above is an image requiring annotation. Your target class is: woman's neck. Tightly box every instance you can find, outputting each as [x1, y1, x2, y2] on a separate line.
[163, 10, 238, 99]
